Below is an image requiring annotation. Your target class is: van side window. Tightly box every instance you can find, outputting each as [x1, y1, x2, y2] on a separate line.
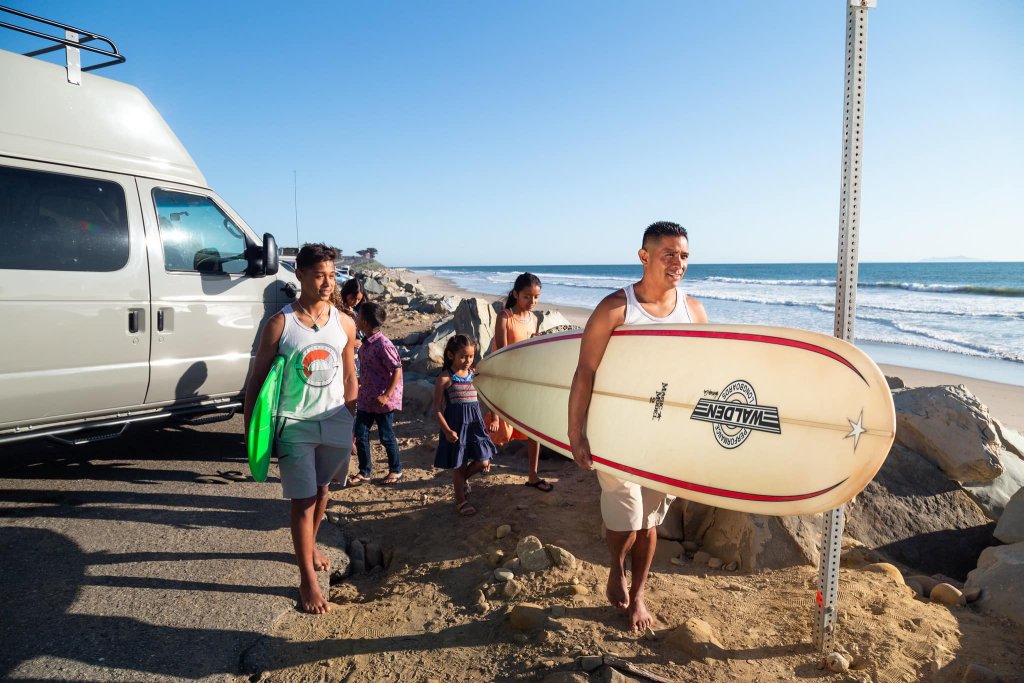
[153, 189, 248, 274]
[0, 166, 129, 272]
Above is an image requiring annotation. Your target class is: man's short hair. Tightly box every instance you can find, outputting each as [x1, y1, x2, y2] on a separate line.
[359, 302, 387, 329]
[642, 221, 688, 249]
[296, 242, 339, 270]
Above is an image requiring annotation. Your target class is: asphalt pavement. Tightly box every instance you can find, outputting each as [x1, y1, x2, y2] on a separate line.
[0, 416, 317, 682]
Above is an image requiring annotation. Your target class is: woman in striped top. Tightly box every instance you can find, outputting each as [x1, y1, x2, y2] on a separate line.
[433, 334, 497, 516]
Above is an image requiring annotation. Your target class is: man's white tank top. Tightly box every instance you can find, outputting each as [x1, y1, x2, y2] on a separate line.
[623, 284, 693, 325]
[277, 304, 348, 420]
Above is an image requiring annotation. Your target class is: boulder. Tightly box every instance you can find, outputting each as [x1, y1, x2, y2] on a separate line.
[509, 603, 548, 631]
[994, 487, 1024, 544]
[400, 330, 428, 346]
[536, 309, 576, 334]
[392, 295, 411, 306]
[438, 295, 460, 314]
[994, 419, 1024, 460]
[517, 536, 552, 572]
[656, 498, 685, 541]
[961, 449, 1024, 521]
[929, 583, 965, 606]
[886, 375, 905, 390]
[964, 541, 1024, 628]
[893, 385, 1003, 482]
[454, 297, 503, 354]
[401, 379, 437, 420]
[680, 499, 819, 571]
[843, 445, 994, 579]
[546, 544, 577, 570]
[362, 277, 385, 296]
[408, 321, 455, 375]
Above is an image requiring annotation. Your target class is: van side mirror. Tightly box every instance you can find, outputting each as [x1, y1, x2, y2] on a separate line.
[262, 233, 279, 275]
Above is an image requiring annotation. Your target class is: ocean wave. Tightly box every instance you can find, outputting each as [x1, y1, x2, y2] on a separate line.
[866, 282, 1024, 297]
[704, 276, 835, 287]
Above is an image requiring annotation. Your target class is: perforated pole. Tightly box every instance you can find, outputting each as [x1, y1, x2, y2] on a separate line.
[815, 0, 875, 654]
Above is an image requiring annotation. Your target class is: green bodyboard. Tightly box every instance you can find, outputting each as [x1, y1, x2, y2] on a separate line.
[247, 356, 285, 482]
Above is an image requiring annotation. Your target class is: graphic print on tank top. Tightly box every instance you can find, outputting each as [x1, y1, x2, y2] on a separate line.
[294, 343, 339, 387]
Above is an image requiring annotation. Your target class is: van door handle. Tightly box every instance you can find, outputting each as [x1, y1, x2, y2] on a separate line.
[128, 309, 143, 333]
[157, 307, 172, 332]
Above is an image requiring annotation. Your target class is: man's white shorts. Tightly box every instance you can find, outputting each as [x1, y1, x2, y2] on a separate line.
[276, 409, 355, 500]
[597, 470, 675, 532]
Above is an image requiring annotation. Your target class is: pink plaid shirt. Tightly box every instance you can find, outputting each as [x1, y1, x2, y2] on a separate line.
[357, 331, 403, 412]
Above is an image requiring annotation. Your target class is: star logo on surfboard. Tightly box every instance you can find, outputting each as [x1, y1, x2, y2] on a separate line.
[845, 410, 866, 450]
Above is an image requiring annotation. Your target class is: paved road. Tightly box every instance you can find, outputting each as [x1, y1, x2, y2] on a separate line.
[0, 416, 319, 682]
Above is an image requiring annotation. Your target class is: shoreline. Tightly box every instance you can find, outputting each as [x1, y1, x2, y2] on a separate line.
[410, 270, 1024, 432]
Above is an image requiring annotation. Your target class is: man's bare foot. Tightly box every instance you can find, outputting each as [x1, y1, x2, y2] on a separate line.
[299, 579, 330, 614]
[312, 547, 330, 572]
[627, 593, 654, 631]
[606, 568, 629, 609]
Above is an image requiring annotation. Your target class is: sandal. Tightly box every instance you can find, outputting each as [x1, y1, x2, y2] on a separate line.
[382, 472, 404, 485]
[456, 500, 477, 516]
[347, 474, 370, 486]
[524, 479, 554, 492]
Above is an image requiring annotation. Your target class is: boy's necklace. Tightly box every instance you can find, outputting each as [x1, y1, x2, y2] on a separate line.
[295, 301, 329, 331]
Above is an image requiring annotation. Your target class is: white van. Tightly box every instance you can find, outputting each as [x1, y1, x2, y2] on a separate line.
[0, 11, 294, 444]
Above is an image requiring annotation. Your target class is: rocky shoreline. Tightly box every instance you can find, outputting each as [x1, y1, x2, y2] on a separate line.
[252, 266, 1024, 683]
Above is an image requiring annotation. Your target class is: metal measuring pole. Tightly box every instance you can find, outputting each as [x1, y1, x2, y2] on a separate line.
[814, 0, 876, 653]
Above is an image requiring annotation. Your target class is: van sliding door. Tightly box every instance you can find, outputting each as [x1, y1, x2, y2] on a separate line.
[137, 179, 277, 406]
[0, 162, 150, 430]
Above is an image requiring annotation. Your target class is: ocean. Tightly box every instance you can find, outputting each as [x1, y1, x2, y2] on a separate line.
[413, 262, 1024, 386]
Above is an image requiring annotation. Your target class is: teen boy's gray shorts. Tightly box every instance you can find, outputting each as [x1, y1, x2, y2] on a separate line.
[276, 409, 355, 500]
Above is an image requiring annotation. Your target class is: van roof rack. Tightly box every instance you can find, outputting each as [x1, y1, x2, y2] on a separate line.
[0, 4, 124, 83]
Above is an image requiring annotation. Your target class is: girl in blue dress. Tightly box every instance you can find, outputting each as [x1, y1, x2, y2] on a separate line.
[433, 334, 498, 516]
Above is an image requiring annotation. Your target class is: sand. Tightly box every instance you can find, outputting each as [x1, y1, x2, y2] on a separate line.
[250, 270, 1024, 682]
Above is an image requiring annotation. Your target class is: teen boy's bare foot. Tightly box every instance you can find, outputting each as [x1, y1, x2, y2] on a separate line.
[312, 547, 330, 572]
[606, 567, 629, 609]
[628, 592, 654, 631]
[299, 578, 330, 614]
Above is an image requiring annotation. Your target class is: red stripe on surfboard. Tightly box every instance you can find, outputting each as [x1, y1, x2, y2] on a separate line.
[476, 387, 846, 505]
[483, 328, 866, 383]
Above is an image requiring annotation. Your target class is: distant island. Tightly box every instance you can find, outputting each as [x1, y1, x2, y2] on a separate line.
[919, 256, 987, 263]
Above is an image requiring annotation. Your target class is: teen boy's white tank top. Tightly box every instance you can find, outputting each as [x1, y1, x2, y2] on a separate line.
[623, 284, 693, 324]
[277, 304, 348, 420]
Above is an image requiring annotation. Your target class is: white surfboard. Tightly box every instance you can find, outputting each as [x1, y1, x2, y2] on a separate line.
[475, 324, 895, 516]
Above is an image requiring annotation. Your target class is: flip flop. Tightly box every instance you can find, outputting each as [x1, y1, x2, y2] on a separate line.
[524, 479, 554, 492]
[456, 500, 477, 516]
[347, 474, 370, 486]
[382, 472, 404, 485]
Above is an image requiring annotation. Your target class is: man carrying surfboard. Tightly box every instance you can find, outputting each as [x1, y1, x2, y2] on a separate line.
[244, 243, 359, 615]
[568, 221, 708, 632]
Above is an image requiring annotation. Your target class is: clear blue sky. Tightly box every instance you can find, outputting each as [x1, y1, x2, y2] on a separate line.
[5, 1, 1022, 266]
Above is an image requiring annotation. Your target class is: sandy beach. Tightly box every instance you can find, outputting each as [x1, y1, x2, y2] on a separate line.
[412, 270, 1024, 432]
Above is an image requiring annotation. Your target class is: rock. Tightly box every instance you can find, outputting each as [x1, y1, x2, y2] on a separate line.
[365, 542, 383, 569]
[517, 536, 553, 571]
[475, 590, 488, 607]
[725, 561, 739, 571]
[994, 487, 1024, 544]
[454, 297, 503, 357]
[906, 574, 938, 598]
[494, 568, 514, 582]
[513, 633, 529, 644]
[904, 577, 926, 598]
[400, 330, 427, 346]
[642, 626, 657, 640]
[656, 498, 685, 540]
[693, 550, 711, 566]
[707, 557, 723, 570]
[886, 375, 905, 390]
[682, 541, 699, 553]
[509, 603, 548, 631]
[546, 544, 577, 570]
[893, 385, 1003, 482]
[961, 663, 1003, 682]
[841, 546, 884, 568]
[963, 586, 982, 603]
[665, 617, 724, 659]
[438, 295, 460, 314]
[597, 667, 630, 683]
[571, 585, 589, 596]
[826, 652, 850, 673]
[842, 445, 995, 579]
[863, 562, 906, 585]
[965, 541, 1024, 627]
[993, 420, 1024, 459]
[496, 524, 512, 539]
[961, 449, 1024, 521]
[930, 583, 965, 606]
[536, 309, 574, 335]
[502, 578, 523, 600]
[502, 557, 522, 573]
[349, 539, 366, 575]
[401, 378, 437, 419]
[578, 655, 604, 672]
[392, 295, 411, 306]
[489, 548, 506, 566]
[362, 278, 385, 296]
[542, 674, 588, 683]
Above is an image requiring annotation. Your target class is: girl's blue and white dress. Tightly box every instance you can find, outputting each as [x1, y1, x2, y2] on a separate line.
[434, 371, 498, 469]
